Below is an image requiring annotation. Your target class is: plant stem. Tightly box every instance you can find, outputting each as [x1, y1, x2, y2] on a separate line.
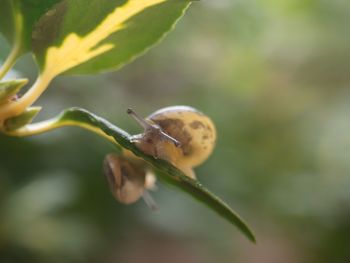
[0, 44, 21, 80]
[0, 1, 24, 80]
[6, 117, 116, 145]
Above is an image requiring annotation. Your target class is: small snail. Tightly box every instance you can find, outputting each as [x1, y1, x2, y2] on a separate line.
[127, 106, 216, 179]
[103, 154, 158, 209]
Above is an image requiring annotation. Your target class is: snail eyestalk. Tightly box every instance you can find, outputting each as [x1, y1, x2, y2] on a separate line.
[158, 129, 181, 147]
[127, 108, 181, 148]
[142, 191, 159, 211]
[127, 108, 152, 129]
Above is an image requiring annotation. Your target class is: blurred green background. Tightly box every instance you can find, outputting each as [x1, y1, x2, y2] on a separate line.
[1, 0, 350, 262]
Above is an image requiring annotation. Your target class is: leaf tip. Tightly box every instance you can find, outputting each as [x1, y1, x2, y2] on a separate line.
[0, 78, 28, 102]
[4, 106, 42, 131]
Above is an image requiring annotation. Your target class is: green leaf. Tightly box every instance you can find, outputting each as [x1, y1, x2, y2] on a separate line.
[32, 0, 191, 78]
[0, 79, 28, 103]
[0, 0, 61, 56]
[4, 106, 41, 131]
[14, 107, 255, 242]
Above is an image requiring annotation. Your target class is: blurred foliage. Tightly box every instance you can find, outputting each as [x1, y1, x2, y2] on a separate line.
[1, 0, 350, 262]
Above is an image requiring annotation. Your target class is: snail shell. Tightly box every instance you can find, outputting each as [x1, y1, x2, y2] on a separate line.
[103, 154, 145, 204]
[103, 154, 157, 207]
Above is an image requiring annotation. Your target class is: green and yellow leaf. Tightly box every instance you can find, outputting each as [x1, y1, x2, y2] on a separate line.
[33, 0, 191, 78]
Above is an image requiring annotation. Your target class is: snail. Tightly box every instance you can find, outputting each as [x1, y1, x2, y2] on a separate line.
[103, 153, 158, 210]
[103, 106, 216, 207]
[127, 106, 216, 179]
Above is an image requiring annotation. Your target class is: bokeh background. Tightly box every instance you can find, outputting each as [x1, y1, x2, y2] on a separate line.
[1, 0, 350, 262]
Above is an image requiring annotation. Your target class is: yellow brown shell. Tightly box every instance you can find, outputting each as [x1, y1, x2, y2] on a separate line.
[131, 106, 216, 178]
[147, 106, 216, 167]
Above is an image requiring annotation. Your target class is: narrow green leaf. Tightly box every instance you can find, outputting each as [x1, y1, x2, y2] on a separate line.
[155, 169, 256, 243]
[25, 107, 255, 242]
[4, 106, 41, 131]
[32, 0, 191, 77]
[0, 78, 28, 103]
